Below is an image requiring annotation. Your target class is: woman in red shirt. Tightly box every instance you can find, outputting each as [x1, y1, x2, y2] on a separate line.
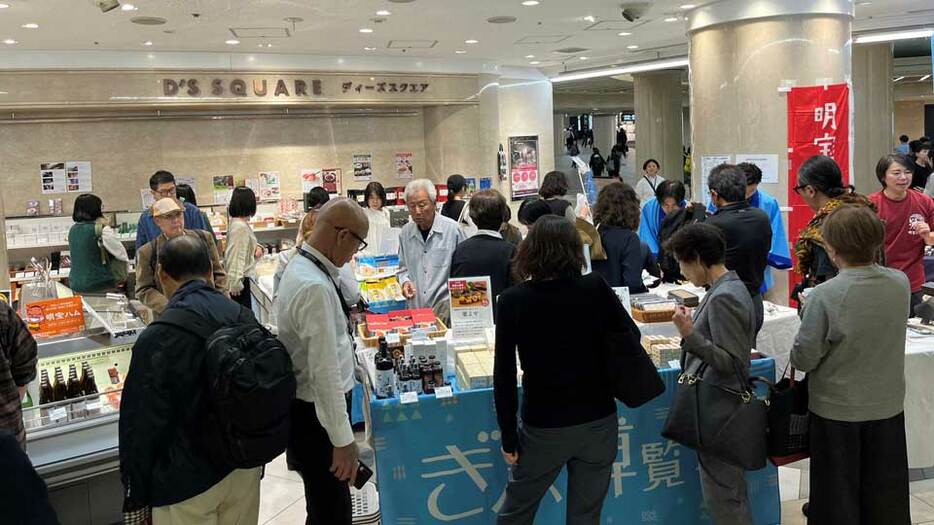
[868, 154, 934, 315]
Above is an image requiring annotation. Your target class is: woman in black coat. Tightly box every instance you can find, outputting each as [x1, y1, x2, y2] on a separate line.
[592, 182, 659, 293]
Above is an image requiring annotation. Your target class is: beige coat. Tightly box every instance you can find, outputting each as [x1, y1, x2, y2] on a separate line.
[135, 229, 228, 317]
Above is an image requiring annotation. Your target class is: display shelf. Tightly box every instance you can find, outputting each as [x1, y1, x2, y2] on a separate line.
[7, 236, 136, 252]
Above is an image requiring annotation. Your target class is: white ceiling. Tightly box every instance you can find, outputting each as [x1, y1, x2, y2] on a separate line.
[0, 0, 931, 70]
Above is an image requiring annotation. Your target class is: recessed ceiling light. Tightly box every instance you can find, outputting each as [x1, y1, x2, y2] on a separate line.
[142, 40, 153, 46]
[21, 23, 38, 29]
[618, 32, 632, 36]
[529, 61, 541, 65]
[627, 44, 639, 49]
[525, 54, 535, 58]
[465, 39, 479, 44]
[455, 50, 467, 54]
[364, 46, 377, 51]
[225, 39, 240, 45]
[121, 3, 138, 11]
[584, 15, 596, 22]
[376, 9, 392, 16]
[0, 4, 9, 9]
[579, 56, 588, 60]
[664, 17, 679, 22]
[522, 0, 540, 5]
[3, 39, 17, 45]
[359, 27, 374, 33]
[679, 3, 696, 8]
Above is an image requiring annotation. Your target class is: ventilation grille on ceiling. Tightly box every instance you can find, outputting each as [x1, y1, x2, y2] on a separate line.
[585, 20, 650, 31]
[515, 34, 571, 44]
[488, 16, 517, 24]
[131, 17, 167, 26]
[388, 40, 438, 49]
[229, 27, 291, 39]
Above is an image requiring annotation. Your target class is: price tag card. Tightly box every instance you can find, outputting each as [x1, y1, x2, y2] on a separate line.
[86, 401, 102, 412]
[668, 360, 681, 370]
[400, 391, 419, 405]
[434, 386, 454, 399]
[49, 407, 68, 422]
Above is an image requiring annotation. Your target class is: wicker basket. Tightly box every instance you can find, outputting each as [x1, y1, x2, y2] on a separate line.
[357, 317, 448, 348]
[632, 307, 675, 323]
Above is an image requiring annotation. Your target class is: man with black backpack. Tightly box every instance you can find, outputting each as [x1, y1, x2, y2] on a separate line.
[120, 235, 296, 524]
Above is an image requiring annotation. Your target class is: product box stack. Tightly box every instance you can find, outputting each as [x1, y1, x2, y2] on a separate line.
[455, 345, 495, 391]
[641, 335, 682, 368]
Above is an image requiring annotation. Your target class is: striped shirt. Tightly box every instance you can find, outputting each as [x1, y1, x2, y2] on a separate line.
[0, 302, 38, 449]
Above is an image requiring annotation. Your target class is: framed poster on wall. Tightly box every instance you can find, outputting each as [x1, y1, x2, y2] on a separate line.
[509, 135, 540, 201]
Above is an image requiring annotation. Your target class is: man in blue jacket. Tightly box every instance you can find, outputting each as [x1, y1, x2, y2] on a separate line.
[708, 162, 792, 294]
[136, 170, 211, 249]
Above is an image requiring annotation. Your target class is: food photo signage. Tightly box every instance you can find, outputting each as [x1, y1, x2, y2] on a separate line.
[448, 277, 494, 341]
[509, 135, 540, 201]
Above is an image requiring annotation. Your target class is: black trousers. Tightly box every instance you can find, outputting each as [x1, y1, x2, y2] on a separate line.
[751, 293, 764, 337]
[233, 278, 252, 310]
[808, 411, 910, 525]
[910, 291, 924, 318]
[287, 393, 354, 525]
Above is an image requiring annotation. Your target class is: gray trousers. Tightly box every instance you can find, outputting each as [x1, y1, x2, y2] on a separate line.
[697, 451, 753, 525]
[497, 414, 617, 525]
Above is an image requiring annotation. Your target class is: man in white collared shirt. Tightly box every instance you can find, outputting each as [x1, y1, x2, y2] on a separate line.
[276, 199, 369, 525]
[398, 178, 467, 310]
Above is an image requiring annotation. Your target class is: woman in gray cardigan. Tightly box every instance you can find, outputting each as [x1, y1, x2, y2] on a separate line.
[791, 206, 910, 524]
[666, 223, 756, 525]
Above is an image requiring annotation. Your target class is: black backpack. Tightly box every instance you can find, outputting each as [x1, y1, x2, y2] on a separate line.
[591, 155, 606, 175]
[657, 203, 707, 283]
[155, 307, 296, 468]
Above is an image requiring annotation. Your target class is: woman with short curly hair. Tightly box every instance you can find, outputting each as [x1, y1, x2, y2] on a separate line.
[591, 182, 659, 292]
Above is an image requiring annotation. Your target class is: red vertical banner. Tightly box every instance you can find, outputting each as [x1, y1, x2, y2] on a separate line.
[787, 83, 850, 295]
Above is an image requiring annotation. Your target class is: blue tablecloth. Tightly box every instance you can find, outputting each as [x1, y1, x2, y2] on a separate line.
[371, 358, 780, 524]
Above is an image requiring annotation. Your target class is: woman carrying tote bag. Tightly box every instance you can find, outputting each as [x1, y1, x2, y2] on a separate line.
[665, 223, 758, 525]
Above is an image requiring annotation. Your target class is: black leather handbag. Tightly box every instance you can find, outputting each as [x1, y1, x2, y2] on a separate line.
[661, 356, 769, 470]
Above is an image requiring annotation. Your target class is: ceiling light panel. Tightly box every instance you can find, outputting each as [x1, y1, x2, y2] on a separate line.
[376, 10, 392, 16]
[854, 29, 933, 43]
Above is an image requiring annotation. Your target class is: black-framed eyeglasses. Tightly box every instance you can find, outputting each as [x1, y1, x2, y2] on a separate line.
[336, 227, 368, 252]
[792, 185, 808, 195]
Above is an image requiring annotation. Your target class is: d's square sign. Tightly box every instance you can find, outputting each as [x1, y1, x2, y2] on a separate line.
[163, 78, 323, 98]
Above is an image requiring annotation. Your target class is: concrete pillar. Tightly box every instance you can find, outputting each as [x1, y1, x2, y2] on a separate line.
[853, 43, 894, 194]
[0, 196, 8, 293]
[477, 74, 503, 194]
[423, 105, 482, 182]
[593, 114, 617, 157]
[633, 70, 684, 182]
[687, 0, 853, 305]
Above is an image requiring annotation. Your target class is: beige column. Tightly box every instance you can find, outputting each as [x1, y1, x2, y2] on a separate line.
[423, 105, 482, 182]
[853, 43, 894, 193]
[592, 115, 617, 156]
[0, 196, 8, 293]
[633, 70, 684, 182]
[688, 0, 853, 305]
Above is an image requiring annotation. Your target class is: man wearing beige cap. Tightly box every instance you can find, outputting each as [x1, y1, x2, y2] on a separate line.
[136, 198, 227, 318]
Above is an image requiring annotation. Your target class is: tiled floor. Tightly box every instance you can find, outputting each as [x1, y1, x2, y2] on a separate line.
[257, 456, 934, 524]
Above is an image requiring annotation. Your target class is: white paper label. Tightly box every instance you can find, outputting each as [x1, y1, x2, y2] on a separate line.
[668, 360, 681, 370]
[434, 386, 453, 399]
[50, 407, 68, 422]
[400, 391, 419, 404]
[86, 401, 102, 412]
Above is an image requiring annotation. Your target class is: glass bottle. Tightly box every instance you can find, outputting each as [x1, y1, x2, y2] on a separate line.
[52, 367, 68, 402]
[39, 370, 53, 405]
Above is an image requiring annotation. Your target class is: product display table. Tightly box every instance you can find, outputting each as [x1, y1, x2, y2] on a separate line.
[637, 283, 801, 374]
[904, 326, 934, 468]
[370, 358, 781, 525]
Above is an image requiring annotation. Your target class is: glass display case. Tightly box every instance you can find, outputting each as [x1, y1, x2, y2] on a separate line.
[23, 291, 143, 523]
